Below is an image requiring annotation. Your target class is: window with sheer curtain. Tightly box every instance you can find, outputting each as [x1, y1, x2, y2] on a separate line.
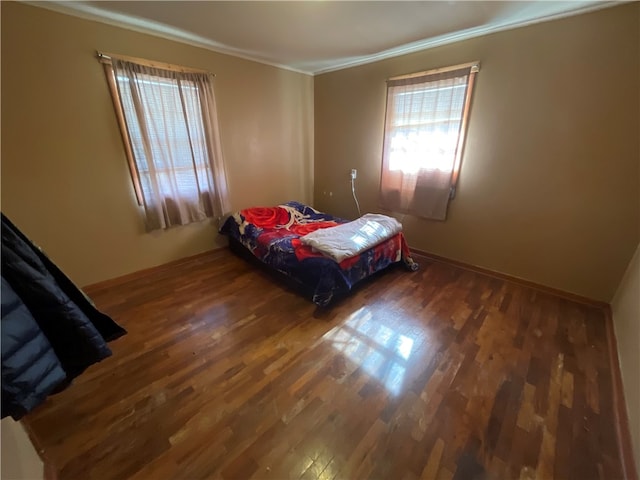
[101, 55, 230, 231]
[379, 62, 478, 220]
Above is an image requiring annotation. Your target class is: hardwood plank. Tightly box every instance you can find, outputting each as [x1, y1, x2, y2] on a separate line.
[22, 249, 628, 480]
[420, 437, 445, 480]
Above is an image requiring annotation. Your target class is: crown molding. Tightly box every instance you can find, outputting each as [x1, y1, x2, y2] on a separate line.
[22, 0, 314, 76]
[23, 0, 622, 77]
[313, 1, 621, 75]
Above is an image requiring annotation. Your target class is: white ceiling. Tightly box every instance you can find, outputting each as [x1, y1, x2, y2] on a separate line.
[32, 1, 616, 75]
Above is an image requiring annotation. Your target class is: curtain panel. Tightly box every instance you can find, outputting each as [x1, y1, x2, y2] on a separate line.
[107, 59, 230, 230]
[379, 65, 477, 220]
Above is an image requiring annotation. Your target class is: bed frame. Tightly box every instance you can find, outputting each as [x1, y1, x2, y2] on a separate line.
[228, 236, 403, 307]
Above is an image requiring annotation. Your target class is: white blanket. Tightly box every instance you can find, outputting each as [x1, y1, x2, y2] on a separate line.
[300, 213, 402, 263]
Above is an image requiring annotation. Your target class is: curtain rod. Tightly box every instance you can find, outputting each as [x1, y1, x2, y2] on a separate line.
[97, 51, 215, 76]
[388, 61, 479, 81]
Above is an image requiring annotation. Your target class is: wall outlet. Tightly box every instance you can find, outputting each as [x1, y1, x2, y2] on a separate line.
[350, 169, 357, 179]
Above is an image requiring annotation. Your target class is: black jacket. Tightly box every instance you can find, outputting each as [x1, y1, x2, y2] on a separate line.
[1, 214, 126, 419]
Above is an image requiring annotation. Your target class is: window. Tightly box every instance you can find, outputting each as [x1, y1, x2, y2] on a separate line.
[379, 62, 478, 220]
[100, 53, 230, 231]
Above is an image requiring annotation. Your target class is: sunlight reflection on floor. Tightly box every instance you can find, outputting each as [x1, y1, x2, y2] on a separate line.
[323, 306, 423, 396]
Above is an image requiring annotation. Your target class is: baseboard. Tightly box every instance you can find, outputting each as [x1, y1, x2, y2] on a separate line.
[19, 419, 58, 480]
[82, 247, 225, 294]
[604, 307, 639, 480]
[409, 247, 609, 309]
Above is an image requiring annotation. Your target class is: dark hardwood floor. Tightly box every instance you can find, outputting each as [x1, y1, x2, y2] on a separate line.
[25, 249, 625, 479]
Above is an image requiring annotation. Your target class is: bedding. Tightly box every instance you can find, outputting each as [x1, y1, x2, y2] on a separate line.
[219, 201, 418, 306]
[300, 213, 403, 263]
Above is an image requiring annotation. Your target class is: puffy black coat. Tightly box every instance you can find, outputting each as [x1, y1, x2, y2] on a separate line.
[1, 277, 67, 418]
[1, 214, 126, 419]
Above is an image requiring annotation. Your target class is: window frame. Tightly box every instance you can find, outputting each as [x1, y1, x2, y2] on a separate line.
[99, 52, 215, 206]
[381, 61, 479, 201]
[103, 64, 144, 205]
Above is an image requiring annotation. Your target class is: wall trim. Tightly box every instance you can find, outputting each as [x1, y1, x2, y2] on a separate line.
[24, 0, 620, 76]
[22, 0, 312, 76]
[82, 248, 225, 294]
[409, 247, 609, 309]
[604, 307, 639, 480]
[19, 419, 56, 480]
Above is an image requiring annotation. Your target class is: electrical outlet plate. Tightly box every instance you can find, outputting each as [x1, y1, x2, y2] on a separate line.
[350, 169, 357, 179]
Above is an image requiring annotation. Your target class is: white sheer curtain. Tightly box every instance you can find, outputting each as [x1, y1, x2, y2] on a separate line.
[379, 65, 477, 220]
[109, 59, 230, 230]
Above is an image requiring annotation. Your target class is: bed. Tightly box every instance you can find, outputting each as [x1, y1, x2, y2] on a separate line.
[219, 201, 418, 306]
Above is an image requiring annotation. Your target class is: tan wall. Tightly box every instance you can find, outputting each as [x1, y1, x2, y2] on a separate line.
[1, 418, 44, 480]
[1, 2, 313, 286]
[612, 243, 640, 472]
[314, 4, 639, 302]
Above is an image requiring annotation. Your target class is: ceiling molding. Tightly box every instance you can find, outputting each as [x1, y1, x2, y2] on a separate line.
[313, 1, 620, 75]
[24, 0, 621, 76]
[24, 0, 314, 76]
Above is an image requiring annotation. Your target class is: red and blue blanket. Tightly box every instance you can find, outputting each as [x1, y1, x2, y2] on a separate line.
[219, 201, 417, 306]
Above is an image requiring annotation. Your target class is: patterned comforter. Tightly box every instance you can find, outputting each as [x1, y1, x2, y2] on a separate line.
[219, 201, 418, 306]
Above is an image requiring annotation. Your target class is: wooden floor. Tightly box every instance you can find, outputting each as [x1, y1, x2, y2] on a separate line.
[25, 249, 625, 480]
